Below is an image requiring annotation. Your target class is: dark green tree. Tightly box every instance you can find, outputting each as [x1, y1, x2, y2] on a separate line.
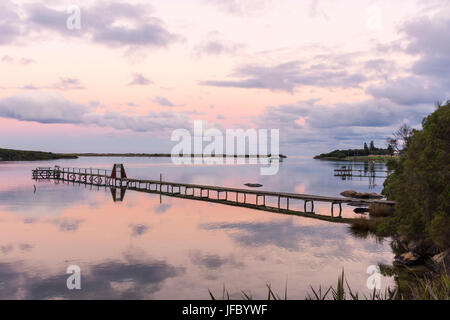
[363, 142, 369, 155]
[369, 141, 375, 153]
[382, 102, 450, 249]
[387, 144, 394, 156]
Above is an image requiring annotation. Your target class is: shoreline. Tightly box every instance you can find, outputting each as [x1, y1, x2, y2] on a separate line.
[75, 153, 287, 158]
[0, 148, 287, 162]
[314, 155, 397, 162]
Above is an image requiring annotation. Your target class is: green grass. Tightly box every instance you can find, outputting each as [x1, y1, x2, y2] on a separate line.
[349, 217, 386, 238]
[408, 266, 449, 299]
[208, 270, 398, 300]
[208, 268, 449, 300]
[369, 203, 394, 217]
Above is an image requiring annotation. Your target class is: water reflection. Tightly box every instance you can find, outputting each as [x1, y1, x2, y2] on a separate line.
[0, 253, 184, 299]
[0, 157, 395, 299]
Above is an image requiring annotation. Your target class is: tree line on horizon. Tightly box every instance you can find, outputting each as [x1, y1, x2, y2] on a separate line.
[314, 141, 394, 159]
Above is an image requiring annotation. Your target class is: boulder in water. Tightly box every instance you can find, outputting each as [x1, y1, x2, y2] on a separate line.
[341, 190, 358, 198]
[353, 208, 370, 214]
[341, 190, 383, 199]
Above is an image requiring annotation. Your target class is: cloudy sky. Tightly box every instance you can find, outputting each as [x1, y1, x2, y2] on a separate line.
[0, 0, 449, 155]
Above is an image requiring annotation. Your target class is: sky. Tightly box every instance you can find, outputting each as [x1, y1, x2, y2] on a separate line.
[0, 0, 449, 155]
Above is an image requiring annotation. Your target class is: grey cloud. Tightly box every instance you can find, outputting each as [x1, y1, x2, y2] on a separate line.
[310, 0, 319, 16]
[194, 34, 243, 57]
[309, 0, 329, 20]
[0, 92, 89, 124]
[27, 3, 70, 34]
[185, 109, 205, 115]
[190, 251, 244, 270]
[93, 23, 176, 48]
[6, 77, 85, 91]
[153, 96, 174, 107]
[257, 99, 418, 129]
[23, 218, 37, 224]
[402, 15, 450, 56]
[0, 244, 13, 254]
[0, 91, 190, 133]
[1, 55, 14, 63]
[155, 203, 171, 214]
[369, 13, 450, 105]
[251, 98, 433, 152]
[22, 257, 183, 299]
[130, 224, 150, 237]
[53, 218, 84, 232]
[0, 21, 21, 45]
[20, 58, 35, 65]
[0, 2, 22, 45]
[19, 243, 34, 252]
[402, 14, 450, 82]
[52, 77, 85, 90]
[129, 73, 152, 86]
[413, 54, 450, 78]
[22, 2, 178, 49]
[367, 77, 446, 105]
[205, 0, 271, 15]
[200, 61, 366, 92]
[364, 59, 397, 73]
[0, 263, 23, 299]
[206, 0, 242, 13]
[22, 84, 39, 90]
[201, 219, 347, 251]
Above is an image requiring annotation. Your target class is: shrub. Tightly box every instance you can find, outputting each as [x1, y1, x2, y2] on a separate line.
[382, 102, 450, 249]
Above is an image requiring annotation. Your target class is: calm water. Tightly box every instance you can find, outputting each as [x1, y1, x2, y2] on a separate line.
[0, 157, 394, 299]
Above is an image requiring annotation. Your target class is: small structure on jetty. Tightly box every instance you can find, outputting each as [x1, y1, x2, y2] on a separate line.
[32, 165, 395, 224]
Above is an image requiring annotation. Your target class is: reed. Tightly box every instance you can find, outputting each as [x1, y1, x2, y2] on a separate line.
[208, 267, 449, 300]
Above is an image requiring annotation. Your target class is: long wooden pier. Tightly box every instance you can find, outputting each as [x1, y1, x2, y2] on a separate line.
[32, 165, 395, 223]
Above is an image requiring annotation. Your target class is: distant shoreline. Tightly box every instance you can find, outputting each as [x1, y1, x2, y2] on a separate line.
[314, 144, 395, 162]
[0, 148, 287, 161]
[75, 153, 287, 158]
[0, 148, 78, 162]
[314, 155, 397, 162]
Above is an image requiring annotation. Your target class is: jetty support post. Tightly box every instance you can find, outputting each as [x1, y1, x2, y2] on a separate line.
[304, 200, 315, 213]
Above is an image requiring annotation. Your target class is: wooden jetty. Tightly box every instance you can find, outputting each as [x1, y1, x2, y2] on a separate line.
[32, 165, 395, 223]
